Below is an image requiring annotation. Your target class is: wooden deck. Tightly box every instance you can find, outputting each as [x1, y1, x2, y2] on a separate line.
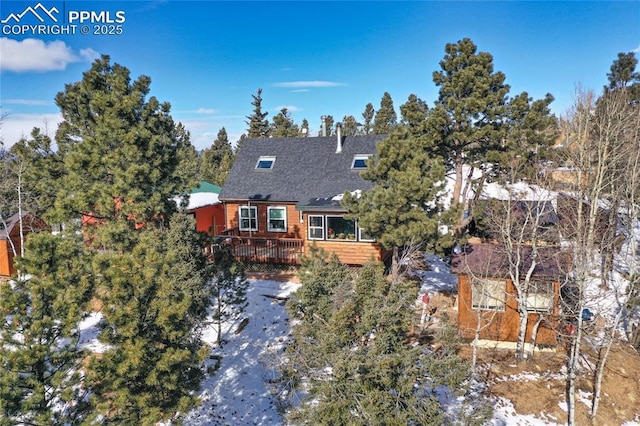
[213, 235, 304, 264]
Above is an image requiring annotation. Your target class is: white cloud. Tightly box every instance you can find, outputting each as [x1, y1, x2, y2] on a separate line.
[176, 116, 245, 151]
[195, 108, 217, 114]
[291, 89, 310, 93]
[633, 44, 640, 53]
[273, 105, 300, 113]
[2, 99, 51, 106]
[273, 80, 345, 88]
[0, 112, 62, 147]
[79, 47, 100, 62]
[0, 38, 95, 72]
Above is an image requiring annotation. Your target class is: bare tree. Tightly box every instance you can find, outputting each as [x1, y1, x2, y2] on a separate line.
[463, 267, 503, 371]
[477, 157, 565, 362]
[558, 86, 639, 424]
[586, 87, 640, 420]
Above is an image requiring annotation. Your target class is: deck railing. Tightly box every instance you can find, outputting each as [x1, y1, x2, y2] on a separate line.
[212, 235, 304, 264]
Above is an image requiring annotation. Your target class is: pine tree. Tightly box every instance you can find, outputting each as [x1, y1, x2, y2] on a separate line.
[269, 107, 300, 137]
[41, 57, 211, 423]
[361, 103, 375, 135]
[497, 92, 557, 181]
[288, 245, 351, 322]
[372, 91, 398, 134]
[235, 133, 248, 153]
[431, 38, 510, 208]
[606, 52, 640, 102]
[4, 128, 62, 220]
[342, 122, 449, 266]
[0, 232, 93, 425]
[607, 52, 640, 89]
[245, 88, 269, 138]
[400, 94, 429, 130]
[52, 55, 195, 249]
[86, 213, 210, 424]
[209, 240, 249, 345]
[341, 115, 359, 136]
[282, 253, 489, 424]
[201, 127, 234, 185]
[299, 118, 310, 137]
[174, 123, 200, 189]
[430, 39, 556, 228]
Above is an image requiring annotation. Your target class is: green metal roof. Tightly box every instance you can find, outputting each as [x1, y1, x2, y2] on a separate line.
[191, 181, 222, 194]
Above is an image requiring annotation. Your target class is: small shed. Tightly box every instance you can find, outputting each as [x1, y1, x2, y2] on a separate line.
[186, 181, 225, 236]
[0, 212, 48, 276]
[451, 243, 569, 347]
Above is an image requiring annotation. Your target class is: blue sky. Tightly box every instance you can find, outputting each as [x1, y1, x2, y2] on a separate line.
[1, 1, 639, 150]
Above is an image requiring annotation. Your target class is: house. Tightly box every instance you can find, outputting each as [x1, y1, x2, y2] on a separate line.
[450, 243, 569, 347]
[0, 212, 48, 276]
[218, 132, 388, 265]
[184, 181, 225, 236]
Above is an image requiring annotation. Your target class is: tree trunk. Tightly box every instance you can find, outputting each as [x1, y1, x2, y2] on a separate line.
[457, 166, 475, 228]
[529, 315, 543, 360]
[591, 306, 624, 420]
[18, 170, 25, 258]
[515, 306, 529, 362]
[567, 302, 585, 426]
[390, 246, 400, 283]
[215, 295, 222, 345]
[591, 345, 607, 420]
[451, 154, 464, 208]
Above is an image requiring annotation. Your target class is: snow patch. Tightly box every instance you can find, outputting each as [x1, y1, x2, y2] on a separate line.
[331, 189, 362, 201]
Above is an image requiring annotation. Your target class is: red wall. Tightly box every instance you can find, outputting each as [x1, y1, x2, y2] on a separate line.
[193, 204, 225, 235]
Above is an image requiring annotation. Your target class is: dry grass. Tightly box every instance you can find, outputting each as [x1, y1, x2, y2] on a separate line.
[463, 343, 640, 425]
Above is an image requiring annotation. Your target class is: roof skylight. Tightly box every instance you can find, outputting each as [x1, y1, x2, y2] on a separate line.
[255, 156, 276, 170]
[351, 155, 371, 170]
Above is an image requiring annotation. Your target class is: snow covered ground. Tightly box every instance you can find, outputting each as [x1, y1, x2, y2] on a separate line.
[77, 262, 638, 425]
[185, 279, 298, 425]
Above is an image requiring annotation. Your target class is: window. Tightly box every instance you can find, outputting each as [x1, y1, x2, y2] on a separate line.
[268, 206, 287, 232]
[524, 282, 554, 312]
[308, 215, 324, 240]
[239, 206, 257, 231]
[351, 155, 371, 170]
[326, 216, 356, 240]
[471, 278, 506, 310]
[358, 225, 375, 242]
[255, 156, 276, 170]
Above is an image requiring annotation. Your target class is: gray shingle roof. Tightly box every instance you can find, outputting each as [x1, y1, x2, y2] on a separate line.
[0, 212, 40, 240]
[220, 135, 386, 210]
[450, 243, 569, 279]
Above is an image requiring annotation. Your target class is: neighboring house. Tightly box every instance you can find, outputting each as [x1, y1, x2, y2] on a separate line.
[218, 132, 388, 265]
[451, 243, 569, 347]
[0, 212, 48, 276]
[556, 192, 617, 243]
[81, 181, 224, 238]
[184, 181, 225, 236]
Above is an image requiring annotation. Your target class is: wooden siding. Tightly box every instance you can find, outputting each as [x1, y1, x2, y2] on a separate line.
[0, 213, 45, 277]
[0, 240, 16, 276]
[221, 203, 387, 265]
[300, 211, 386, 265]
[307, 240, 382, 265]
[192, 204, 225, 235]
[457, 275, 559, 346]
[223, 202, 303, 239]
